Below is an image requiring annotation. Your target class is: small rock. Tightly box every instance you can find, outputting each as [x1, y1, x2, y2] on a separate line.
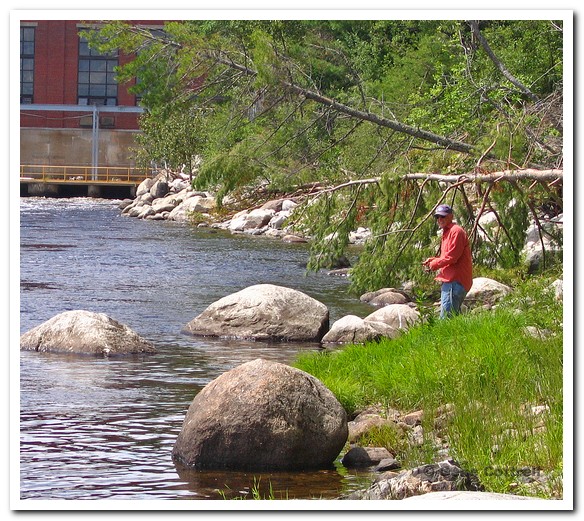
[341, 446, 393, 468]
[403, 409, 424, 426]
[374, 457, 401, 472]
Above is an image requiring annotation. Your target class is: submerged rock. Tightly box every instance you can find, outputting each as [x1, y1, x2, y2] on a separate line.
[20, 310, 156, 356]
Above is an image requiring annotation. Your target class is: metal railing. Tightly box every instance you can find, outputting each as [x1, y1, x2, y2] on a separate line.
[20, 165, 152, 185]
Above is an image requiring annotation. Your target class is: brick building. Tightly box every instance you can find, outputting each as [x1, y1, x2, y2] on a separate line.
[20, 20, 164, 170]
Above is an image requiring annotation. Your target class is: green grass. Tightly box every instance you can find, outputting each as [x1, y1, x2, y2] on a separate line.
[218, 477, 285, 500]
[293, 274, 564, 498]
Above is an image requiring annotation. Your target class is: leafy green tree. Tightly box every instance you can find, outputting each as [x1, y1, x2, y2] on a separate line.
[133, 106, 206, 180]
[83, 19, 564, 291]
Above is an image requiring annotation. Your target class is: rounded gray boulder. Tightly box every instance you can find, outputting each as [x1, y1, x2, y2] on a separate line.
[172, 358, 348, 470]
[360, 288, 410, 307]
[365, 304, 420, 332]
[321, 315, 399, 345]
[465, 277, 512, 307]
[183, 284, 329, 341]
[20, 310, 156, 356]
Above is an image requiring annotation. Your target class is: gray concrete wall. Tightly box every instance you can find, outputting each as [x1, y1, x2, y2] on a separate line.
[21, 128, 141, 167]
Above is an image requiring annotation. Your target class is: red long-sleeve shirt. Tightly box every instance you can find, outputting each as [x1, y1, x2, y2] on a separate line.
[427, 223, 473, 292]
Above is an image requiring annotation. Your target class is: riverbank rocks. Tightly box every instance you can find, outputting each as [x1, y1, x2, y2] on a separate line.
[402, 490, 543, 501]
[217, 198, 299, 235]
[172, 359, 348, 470]
[228, 208, 275, 232]
[122, 170, 216, 223]
[320, 304, 419, 346]
[465, 277, 513, 308]
[522, 214, 563, 273]
[552, 278, 563, 300]
[348, 459, 483, 500]
[360, 288, 410, 307]
[341, 446, 394, 468]
[364, 304, 421, 332]
[348, 412, 403, 444]
[321, 315, 399, 346]
[168, 194, 217, 221]
[20, 310, 156, 356]
[183, 284, 329, 341]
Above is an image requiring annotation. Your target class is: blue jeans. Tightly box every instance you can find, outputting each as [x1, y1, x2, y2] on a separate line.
[440, 281, 467, 319]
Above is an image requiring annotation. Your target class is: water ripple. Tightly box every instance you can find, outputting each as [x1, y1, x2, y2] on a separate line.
[19, 197, 374, 502]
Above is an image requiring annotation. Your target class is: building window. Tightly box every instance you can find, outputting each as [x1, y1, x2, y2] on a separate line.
[78, 36, 118, 106]
[20, 26, 35, 104]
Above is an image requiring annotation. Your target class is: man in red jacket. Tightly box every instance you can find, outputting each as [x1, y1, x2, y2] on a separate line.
[422, 204, 473, 319]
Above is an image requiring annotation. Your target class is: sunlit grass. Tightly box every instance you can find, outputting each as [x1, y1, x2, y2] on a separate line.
[294, 274, 564, 497]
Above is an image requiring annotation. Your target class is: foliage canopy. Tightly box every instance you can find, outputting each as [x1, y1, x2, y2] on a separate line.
[84, 18, 564, 292]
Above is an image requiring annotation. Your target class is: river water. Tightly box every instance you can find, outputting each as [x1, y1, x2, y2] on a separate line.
[18, 197, 377, 504]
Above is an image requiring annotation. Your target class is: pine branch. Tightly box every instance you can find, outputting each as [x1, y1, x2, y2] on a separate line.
[468, 20, 540, 104]
[203, 50, 476, 155]
[312, 168, 564, 195]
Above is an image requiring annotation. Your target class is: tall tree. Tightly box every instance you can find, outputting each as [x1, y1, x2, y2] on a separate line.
[84, 19, 564, 291]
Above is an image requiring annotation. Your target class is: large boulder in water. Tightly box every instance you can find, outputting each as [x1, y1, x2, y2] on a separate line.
[172, 359, 348, 470]
[183, 284, 329, 341]
[20, 310, 156, 356]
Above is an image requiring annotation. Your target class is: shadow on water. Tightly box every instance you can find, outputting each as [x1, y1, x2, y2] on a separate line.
[173, 463, 374, 500]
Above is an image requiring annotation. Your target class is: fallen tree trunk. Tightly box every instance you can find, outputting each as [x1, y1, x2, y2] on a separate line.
[311, 168, 564, 195]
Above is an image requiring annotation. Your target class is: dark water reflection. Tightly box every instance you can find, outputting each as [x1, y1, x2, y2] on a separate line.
[19, 197, 375, 502]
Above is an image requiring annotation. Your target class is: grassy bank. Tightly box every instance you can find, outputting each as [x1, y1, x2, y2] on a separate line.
[293, 274, 564, 498]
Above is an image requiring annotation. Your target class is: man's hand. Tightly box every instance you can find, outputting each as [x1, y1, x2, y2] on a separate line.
[422, 258, 434, 272]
